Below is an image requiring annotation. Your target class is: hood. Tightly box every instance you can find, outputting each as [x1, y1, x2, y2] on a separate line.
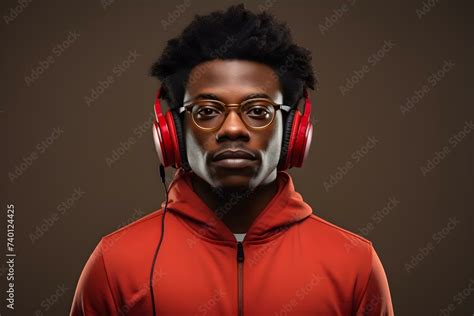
[160, 168, 313, 243]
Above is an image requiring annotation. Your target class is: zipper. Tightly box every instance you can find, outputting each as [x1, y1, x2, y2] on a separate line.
[237, 241, 245, 316]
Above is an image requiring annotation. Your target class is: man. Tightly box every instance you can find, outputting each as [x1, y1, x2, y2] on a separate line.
[70, 4, 394, 315]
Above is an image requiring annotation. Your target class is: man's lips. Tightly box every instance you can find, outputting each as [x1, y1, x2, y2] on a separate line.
[212, 150, 257, 161]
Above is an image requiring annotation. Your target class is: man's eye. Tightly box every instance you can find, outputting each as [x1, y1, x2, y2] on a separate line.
[246, 106, 270, 118]
[196, 106, 221, 118]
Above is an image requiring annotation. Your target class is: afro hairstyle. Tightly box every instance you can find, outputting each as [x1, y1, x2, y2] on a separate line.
[149, 3, 317, 112]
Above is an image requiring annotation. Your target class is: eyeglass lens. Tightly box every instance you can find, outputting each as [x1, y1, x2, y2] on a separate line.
[191, 99, 276, 129]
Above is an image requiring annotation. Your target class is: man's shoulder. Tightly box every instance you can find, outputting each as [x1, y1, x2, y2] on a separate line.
[77, 210, 165, 313]
[301, 213, 375, 290]
[104, 209, 163, 236]
[303, 214, 392, 314]
[99, 209, 164, 256]
[307, 213, 371, 243]
[305, 213, 373, 257]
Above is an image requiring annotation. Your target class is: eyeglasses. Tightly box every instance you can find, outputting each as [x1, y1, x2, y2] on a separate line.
[174, 98, 292, 130]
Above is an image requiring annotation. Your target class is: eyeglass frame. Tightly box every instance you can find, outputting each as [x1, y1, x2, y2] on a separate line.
[173, 97, 292, 131]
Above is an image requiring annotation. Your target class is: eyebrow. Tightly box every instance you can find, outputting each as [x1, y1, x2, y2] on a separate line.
[184, 93, 272, 104]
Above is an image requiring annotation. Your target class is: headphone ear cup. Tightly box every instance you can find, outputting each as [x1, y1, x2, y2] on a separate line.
[162, 111, 182, 169]
[153, 111, 175, 167]
[287, 111, 302, 169]
[299, 122, 313, 166]
[170, 110, 191, 171]
[289, 89, 314, 168]
[291, 113, 312, 168]
[152, 121, 166, 166]
[278, 109, 296, 171]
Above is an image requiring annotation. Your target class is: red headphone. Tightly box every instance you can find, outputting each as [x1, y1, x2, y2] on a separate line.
[152, 85, 313, 171]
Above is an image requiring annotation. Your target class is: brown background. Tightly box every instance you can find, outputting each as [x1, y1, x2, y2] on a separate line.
[2, 0, 473, 315]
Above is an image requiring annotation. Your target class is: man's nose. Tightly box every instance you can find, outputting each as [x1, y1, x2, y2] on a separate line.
[215, 110, 250, 141]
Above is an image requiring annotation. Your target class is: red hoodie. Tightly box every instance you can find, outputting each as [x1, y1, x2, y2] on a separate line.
[70, 169, 394, 315]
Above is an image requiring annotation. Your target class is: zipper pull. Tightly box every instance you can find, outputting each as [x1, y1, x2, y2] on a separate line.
[237, 241, 245, 262]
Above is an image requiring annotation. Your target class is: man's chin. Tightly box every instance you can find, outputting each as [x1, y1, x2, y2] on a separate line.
[213, 176, 255, 193]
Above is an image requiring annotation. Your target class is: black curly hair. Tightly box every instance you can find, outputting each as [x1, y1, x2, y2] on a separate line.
[149, 3, 317, 111]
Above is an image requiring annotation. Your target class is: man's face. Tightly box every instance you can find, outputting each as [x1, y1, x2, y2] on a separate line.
[183, 59, 283, 191]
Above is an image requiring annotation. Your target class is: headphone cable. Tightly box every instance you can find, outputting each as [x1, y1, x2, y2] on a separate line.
[150, 164, 169, 316]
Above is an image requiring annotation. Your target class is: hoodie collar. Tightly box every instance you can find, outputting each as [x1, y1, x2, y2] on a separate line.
[161, 168, 313, 243]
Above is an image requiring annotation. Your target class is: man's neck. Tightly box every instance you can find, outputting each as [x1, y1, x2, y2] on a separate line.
[190, 173, 279, 234]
